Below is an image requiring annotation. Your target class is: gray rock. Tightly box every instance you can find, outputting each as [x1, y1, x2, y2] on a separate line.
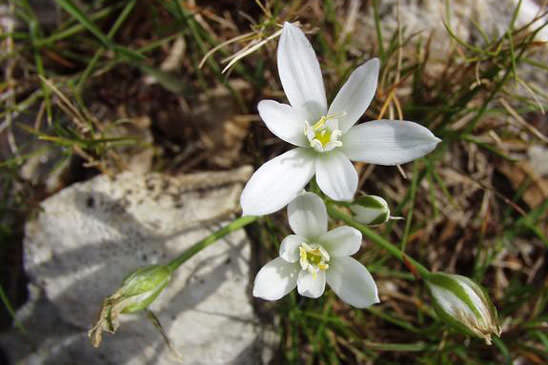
[357, 0, 547, 55]
[0, 167, 275, 364]
[352, 0, 548, 105]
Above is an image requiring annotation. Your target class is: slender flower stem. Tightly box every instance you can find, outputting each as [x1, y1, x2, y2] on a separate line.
[166, 215, 258, 273]
[326, 203, 431, 279]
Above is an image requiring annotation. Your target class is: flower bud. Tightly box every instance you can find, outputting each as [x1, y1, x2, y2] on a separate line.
[89, 264, 171, 347]
[349, 195, 390, 225]
[426, 273, 501, 344]
[117, 265, 171, 313]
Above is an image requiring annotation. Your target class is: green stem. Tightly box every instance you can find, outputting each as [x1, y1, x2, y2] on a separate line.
[401, 160, 419, 251]
[0, 284, 25, 333]
[326, 203, 431, 279]
[166, 215, 258, 272]
[372, 0, 385, 61]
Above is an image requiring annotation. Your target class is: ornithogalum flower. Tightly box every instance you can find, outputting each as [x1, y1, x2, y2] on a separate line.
[253, 192, 379, 308]
[241, 22, 441, 216]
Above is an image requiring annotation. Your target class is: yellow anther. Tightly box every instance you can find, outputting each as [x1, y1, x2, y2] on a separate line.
[299, 246, 307, 262]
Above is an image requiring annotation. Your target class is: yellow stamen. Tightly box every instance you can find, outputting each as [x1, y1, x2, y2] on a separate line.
[311, 112, 344, 130]
[318, 263, 329, 271]
[312, 115, 329, 130]
[298, 243, 330, 278]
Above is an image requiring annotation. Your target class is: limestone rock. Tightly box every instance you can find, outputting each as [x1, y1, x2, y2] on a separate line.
[357, 0, 546, 56]
[0, 167, 274, 364]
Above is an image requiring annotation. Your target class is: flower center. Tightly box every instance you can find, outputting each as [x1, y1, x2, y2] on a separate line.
[304, 113, 344, 153]
[299, 242, 330, 278]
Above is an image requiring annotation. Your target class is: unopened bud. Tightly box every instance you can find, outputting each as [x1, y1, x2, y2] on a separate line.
[350, 195, 390, 225]
[426, 273, 501, 344]
[89, 265, 171, 347]
[117, 265, 171, 313]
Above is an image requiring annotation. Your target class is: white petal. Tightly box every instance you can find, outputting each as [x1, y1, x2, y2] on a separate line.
[328, 58, 380, 133]
[258, 100, 308, 147]
[241, 148, 315, 216]
[326, 256, 379, 308]
[297, 270, 326, 298]
[457, 276, 491, 319]
[342, 120, 441, 165]
[432, 283, 472, 313]
[315, 150, 358, 201]
[350, 203, 388, 225]
[288, 192, 327, 239]
[253, 257, 299, 300]
[279, 234, 305, 263]
[319, 226, 362, 257]
[278, 22, 327, 119]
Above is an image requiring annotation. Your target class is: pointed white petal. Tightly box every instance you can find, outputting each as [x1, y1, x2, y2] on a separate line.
[253, 257, 299, 300]
[328, 58, 380, 133]
[342, 120, 441, 165]
[297, 270, 326, 298]
[288, 192, 328, 239]
[258, 100, 308, 147]
[319, 226, 362, 257]
[279, 234, 305, 263]
[326, 256, 379, 308]
[278, 22, 327, 119]
[241, 148, 315, 216]
[316, 150, 358, 201]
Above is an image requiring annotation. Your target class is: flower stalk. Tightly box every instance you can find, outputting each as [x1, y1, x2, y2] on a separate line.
[166, 215, 258, 272]
[326, 203, 431, 278]
[90, 214, 258, 348]
[328, 203, 501, 343]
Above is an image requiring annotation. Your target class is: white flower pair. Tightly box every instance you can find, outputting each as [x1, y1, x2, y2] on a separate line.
[246, 22, 441, 307]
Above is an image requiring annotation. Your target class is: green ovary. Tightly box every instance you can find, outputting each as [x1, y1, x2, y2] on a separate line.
[299, 244, 330, 275]
[314, 129, 332, 147]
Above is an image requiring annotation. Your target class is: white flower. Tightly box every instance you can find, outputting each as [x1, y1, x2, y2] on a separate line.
[241, 22, 441, 216]
[253, 192, 379, 308]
